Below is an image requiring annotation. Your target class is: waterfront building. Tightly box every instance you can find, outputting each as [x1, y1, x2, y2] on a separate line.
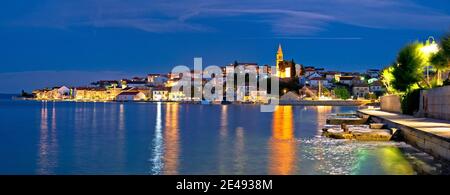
[131, 77, 146, 82]
[337, 75, 357, 86]
[91, 80, 119, 88]
[168, 91, 187, 101]
[236, 86, 257, 102]
[33, 86, 73, 100]
[33, 89, 57, 100]
[306, 72, 322, 79]
[324, 71, 340, 82]
[308, 77, 329, 88]
[147, 74, 168, 87]
[121, 79, 147, 89]
[56, 86, 72, 99]
[352, 83, 370, 98]
[231, 62, 259, 75]
[248, 90, 269, 103]
[106, 87, 123, 100]
[304, 66, 316, 77]
[166, 78, 181, 87]
[152, 87, 169, 101]
[167, 72, 181, 80]
[74, 87, 109, 101]
[127, 87, 152, 99]
[366, 69, 381, 78]
[116, 91, 147, 101]
[225, 64, 235, 75]
[369, 81, 384, 93]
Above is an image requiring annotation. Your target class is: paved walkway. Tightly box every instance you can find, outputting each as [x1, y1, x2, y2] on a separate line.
[358, 109, 450, 140]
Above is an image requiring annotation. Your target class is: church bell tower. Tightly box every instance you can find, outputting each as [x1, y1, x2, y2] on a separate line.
[276, 44, 284, 77]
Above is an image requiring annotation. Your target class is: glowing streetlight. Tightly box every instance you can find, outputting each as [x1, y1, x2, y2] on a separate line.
[420, 37, 439, 55]
[420, 36, 439, 83]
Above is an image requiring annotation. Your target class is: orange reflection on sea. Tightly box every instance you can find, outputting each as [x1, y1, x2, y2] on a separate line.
[164, 103, 180, 175]
[268, 106, 297, 175]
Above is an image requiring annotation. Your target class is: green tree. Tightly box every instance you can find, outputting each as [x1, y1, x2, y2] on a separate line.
[431, 33, 450, 85]
[392, 42, 427, 92]
[334, 87, 351, 100]
[321, 87, 331, 97]
[381, 65, 397, 94]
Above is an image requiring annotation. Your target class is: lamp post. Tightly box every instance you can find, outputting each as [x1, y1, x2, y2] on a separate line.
[420, 36, 439, 84]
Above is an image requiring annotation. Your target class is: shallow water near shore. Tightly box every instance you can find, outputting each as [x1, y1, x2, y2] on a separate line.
[0, 99, 442, 175]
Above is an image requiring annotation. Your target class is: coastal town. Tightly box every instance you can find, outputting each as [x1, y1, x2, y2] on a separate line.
[30, 44, 385, 103]
[3, 0, 450, 179]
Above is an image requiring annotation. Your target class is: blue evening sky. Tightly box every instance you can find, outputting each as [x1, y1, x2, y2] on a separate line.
[0, 0, 449, 93]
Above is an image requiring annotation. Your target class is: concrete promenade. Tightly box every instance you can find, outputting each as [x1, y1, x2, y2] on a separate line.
[358, 109, 450, 160]
[280, 99, 374, 106]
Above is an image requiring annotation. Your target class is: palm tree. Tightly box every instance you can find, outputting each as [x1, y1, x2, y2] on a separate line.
[430, 52, 448, 84]
[431, 33, 450, 85]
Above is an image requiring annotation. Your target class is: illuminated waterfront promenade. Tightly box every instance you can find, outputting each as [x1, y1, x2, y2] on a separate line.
[358, 109, 450, 161]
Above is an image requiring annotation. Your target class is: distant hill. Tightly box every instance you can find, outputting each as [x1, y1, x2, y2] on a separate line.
[0, 94, 18, 99]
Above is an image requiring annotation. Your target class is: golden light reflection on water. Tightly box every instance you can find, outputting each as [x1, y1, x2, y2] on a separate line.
[220, 105, 228, 138]
[164, 103, 180, 175]
[352, 146, 415, 175]
[312, 106, 332, 171]
[316, 106, 332, 130]
[269, 106, 297, 175]
[37, 102, 58, 174]
[151, 102, 164, 174]
[234, 127, 245, 174]
[116, 103, 126, 170]
[377, 147, 414, 175]
[218, 105, 228, 174]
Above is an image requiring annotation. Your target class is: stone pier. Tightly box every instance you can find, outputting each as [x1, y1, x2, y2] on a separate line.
[357, 109, 450, 161]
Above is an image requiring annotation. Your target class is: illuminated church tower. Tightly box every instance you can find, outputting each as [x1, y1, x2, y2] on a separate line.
[276, 44, 283, 77]
[276, 44, 295, 79]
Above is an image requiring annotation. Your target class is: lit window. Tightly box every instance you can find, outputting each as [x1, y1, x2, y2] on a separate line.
[285, 68, 291, 78]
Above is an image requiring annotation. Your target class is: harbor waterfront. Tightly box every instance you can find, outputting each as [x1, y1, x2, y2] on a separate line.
[1, 98, 449, 175]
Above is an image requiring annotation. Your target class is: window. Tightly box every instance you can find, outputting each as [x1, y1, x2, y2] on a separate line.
[285, 67, 291, 78]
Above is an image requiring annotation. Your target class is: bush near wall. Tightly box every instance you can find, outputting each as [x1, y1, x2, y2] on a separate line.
[401, 89, 421, 115]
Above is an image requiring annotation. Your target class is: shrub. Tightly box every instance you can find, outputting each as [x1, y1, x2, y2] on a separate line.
[392, 42, 426, 92]
[401, 89, 421, 115]
[334, 87, 351, 100]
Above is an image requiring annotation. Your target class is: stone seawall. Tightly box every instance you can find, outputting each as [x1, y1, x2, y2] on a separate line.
[380, 95, 402, 113]
[358, 109, 450, 161]
[419, 85, 450, 121]
[280, 100, 373, 106]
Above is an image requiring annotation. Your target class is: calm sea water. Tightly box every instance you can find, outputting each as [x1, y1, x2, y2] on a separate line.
[0, 100, 417, 175]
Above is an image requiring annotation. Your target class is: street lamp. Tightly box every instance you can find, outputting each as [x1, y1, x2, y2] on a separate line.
[421, 36, 439, 55]
[420, 36, 439, 84]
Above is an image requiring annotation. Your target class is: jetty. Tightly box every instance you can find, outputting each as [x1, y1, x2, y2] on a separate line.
[357, 109, 450, 161]
[322, 112, 394, 141]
